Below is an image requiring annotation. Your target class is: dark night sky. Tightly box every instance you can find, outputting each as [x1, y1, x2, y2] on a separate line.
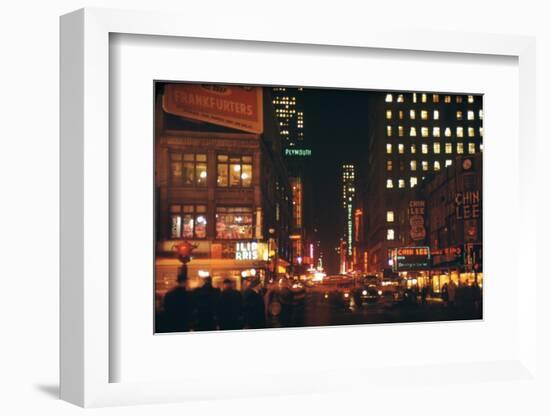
[299, 87, 371, 274]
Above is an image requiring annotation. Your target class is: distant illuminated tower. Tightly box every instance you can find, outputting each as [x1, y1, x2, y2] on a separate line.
[342, 164, 356, 268]
[271, 87, 304, 148]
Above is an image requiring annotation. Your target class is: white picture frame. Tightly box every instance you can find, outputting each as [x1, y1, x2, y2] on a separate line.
[60, 7, 540, 408]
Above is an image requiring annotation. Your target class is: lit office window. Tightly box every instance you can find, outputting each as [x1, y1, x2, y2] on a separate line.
[456, 111, 463, 120]
[386, 179, 394, 188]
[468, 127, 475, 137]
[398, 126, 404, 136]
[445, 143, 452, 154]
[434, 161, 441, 171]
[421, 93, 427, 103]
[469, 143, 476, 154]
[433, 142, 441, 154]
[410, 109, 416, 119]
[386, 110, 392, 120]
[456, 96, 463, 103]
[413, 93, 417, 103]
[421, 110, 428, 120]
[444, 95, 451, 103]
[387, 229, 395, 240]
[410, 160, 417, 171]
[410, 144, 416, 154]
[445, 160, 453, 167]
[387, 160, 393, 171]
[386, 143, 392, 154]
[398, 110, 404, 120]
[398, 144, 404, 154]
[433, 94, 440, 103]
[385, 94, 393, 102]
[410, 127, 417, 136]
[433, 127, 441, 137]
[479, 109, 484, 120]
[386, 211, 394, 222]
[467, 110, 475, 120]
[422, 161, 428, 171]
[398, 179, 405, 188]
[421, 127, 429, 137]
[170, 152, 208, 187]
[444, 127, 452, 137]
[479, 127, 484, 137]
[217, 155, 252, 188]
[457, 127, 464, 138]
[433, 110, 439, 120]
[387, 126, 392, 137]
[422, 144, 428, 154]
[397, 94, 404, 103]
[410, 177, 418, 188]
[468, 95, 474, 103]
[457, 143, 464, 154]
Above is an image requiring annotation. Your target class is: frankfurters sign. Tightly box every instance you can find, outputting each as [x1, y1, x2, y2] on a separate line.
[163, 84, 263, 134]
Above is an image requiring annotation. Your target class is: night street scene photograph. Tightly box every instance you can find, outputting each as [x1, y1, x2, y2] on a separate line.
[154, 82, 483, 333]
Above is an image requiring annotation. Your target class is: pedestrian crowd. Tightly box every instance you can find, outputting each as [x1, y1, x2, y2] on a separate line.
[157, 270, 266, 332]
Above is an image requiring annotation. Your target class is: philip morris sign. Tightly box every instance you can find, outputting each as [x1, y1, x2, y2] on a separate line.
[163, 84, 264, 134]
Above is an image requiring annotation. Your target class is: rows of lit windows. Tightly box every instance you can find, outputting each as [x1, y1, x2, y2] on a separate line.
[386, 108, 482, 122]
[387, 125, 482, 139]
[385, 93, 477, 105]
[386, 142, 477, 155]
[386, 157, 462, 172]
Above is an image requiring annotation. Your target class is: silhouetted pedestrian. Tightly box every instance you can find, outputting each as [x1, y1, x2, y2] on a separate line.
[163, 269, 191, 332]
[193, 276, 220, 331]
[217, 278, 243, 330]
[243, 279, 266, 329]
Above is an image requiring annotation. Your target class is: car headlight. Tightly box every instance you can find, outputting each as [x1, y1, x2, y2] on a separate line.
[378, 290, 383, 295]
[344, 293, 349, 298]
[362, 290, 367, 296]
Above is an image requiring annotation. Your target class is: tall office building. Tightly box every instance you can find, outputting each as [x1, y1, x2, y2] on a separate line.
[364, 91, 483, 275]
[341, 164, 356, 272]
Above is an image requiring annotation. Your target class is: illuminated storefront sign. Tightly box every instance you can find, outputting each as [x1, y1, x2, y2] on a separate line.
[455, 191, 481, 220]
[408, 200, 426, 241]
[285, 148, 312, 157]
[391, 246, 431, 271]
[235, 241, 268, 261]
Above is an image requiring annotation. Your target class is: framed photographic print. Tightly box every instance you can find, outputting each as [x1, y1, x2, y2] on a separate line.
[60, 7, 540, 409]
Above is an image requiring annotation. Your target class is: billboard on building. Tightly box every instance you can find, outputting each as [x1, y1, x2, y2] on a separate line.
[163, 84, 264, 134]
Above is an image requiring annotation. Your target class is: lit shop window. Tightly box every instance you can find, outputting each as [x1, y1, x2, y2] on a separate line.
[444, 127, 452, 137]
[468, 127, 475, 137]
[444, 95, 452, 103]
[468, 143, 476, 154]
[216, 207, 253, 239]
[386, 179, 394, 189]
[410, 127, 417, 137]
[467, 110, 475, 120]
[456, 96, 463, 104]
[410, 160, 417, 171]
[387, 211, 395, 222]
[433, 142, 441, 154]
[410, 144, 417, 154]
[387, 229, 395, 240]
[456, 111, 463, 120]
[422, 144, 428, 154]
[386, 110, 392, 120]
[445, 143, 452, 154]
[410, 109, 416, 120]
[421, 127, 429, 138]
[421, 110, 428, 120]
[387, 126, 393, 137]
[387, 160, 393, 171]
[433, 94, 440, 103]
[433, 127, 441, 137]
[386, 144, 392, 154]
[410, 177, 418, 188]
[445, 160, 453, 167]
[217, 155, 252, 187]
[422, 161, 428, 171]
[170, 204, 207, 239]
[421, 93, 427, 103]
[434, 161, 441, 171]
[457, 143, 464, 154]
[456, 127, 464, 138]
[397, 94, 404, 103]
[468, 95, 474, 103]
[398, 126, 404, 136]
[398, 144, 405, 154]
[385, 94, 393, 103]
[433, 110, 439, 120]
[170, 152, 207, 187]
